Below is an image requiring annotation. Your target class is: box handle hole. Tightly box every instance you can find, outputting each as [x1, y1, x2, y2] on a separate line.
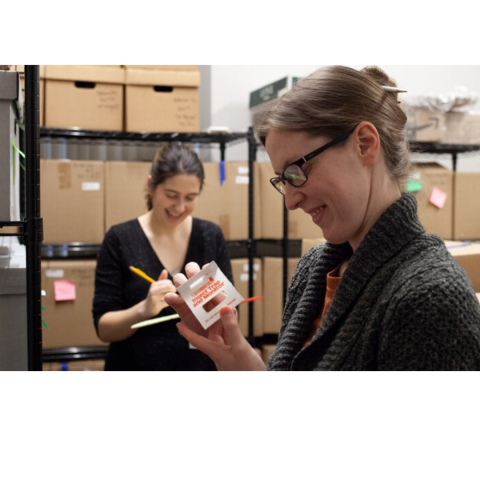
[153, 86, 174, 93]
[74, 81, 96, 89]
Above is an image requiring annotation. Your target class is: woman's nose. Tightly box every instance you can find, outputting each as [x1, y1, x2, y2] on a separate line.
[284, 183, 303, 211]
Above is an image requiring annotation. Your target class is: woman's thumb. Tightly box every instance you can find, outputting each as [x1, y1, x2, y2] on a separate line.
[159, 269, 168, 281]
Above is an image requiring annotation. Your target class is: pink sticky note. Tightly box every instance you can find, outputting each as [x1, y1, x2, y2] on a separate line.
[54, 280, 76, 301]
[429, 187, 447, 209]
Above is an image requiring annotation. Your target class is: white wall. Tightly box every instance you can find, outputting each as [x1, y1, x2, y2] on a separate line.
[210, 65, 480, 171]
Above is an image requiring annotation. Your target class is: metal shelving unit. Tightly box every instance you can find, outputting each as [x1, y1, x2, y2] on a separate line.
[0, 66, 43, 370]
[39, 126, 259, 363]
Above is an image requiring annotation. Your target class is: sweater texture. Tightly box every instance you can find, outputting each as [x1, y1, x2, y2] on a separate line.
[269, 194, 480, 371]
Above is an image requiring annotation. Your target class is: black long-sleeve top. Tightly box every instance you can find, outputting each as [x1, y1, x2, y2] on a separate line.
[93, 217, 233, 371]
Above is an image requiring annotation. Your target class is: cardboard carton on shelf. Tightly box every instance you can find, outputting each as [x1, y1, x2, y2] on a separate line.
[41, 260, 107, 350]
[230, 258, 264, 337]
[125, 68, 200, 133]
[104, 161, 151, 232]
[444, 241, 480, 292]
[123, 65, 198, 71]
[403, 106, 445, 143]
[194, 161, 262, 241]
[454, 172, 480, 240]
[408, 162, 454, 240]
[44, 65, 124, 131]
[443, 112, 480, 145]
[262, 257, 300, 334]
[41, 159, 105, 244]
[258, 162, 326, 240]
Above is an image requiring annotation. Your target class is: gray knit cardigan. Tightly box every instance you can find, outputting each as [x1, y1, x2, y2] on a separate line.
[269, 194, 480, 371]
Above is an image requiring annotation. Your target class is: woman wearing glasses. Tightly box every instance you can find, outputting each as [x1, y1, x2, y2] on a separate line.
[165, 65, 480, 370]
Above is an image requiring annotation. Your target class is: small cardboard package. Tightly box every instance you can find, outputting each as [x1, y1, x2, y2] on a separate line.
[41, 260, 107, 349]
[44, 65, 124, 130]
[41, 160, 105, 243]
[125, 68, 200, 133]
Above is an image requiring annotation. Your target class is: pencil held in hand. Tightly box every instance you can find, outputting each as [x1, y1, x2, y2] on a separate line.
[129, 266, 155, 284]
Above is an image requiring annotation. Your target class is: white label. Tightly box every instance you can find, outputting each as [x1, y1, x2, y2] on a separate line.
[240, 273, 257, 282]
[238, 166, 249, 174]
[177, 262, 244, 330]
[235, 176, 249, 185]
[242, 264, 261, 272]
[82, 182, 101, 191]
[46, 269, 64, 278]
[41, 290, 46, 296]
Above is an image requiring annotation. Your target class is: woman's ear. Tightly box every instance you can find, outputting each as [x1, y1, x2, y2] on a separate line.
[356, 122, 381, 167]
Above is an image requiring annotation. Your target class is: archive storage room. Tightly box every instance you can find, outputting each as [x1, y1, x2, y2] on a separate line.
[2, 64, 480, 372]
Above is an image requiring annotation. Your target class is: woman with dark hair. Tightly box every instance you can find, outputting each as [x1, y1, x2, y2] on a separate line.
[166, 65, 480, 371]
[93, 143, 233, 371]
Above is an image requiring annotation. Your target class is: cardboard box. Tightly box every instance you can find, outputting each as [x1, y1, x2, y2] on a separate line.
[231, 258, 263, 337]
[454, 172, 480, 240]
[41, 160, 105, 243]
[44, 359, 105, 371]
[404, 106, 445, 143]
[0, 71, 21, 221]
[125, 69, 200, 133]
[262, 257, 300, 334]
[249, 76, 302, 129]
[261, 344, 277, 366]
[408, 163, 453, 239]
[445, 241, 480, 292]
[44, 65, 124, 130]
[444, 112, 480, 145]
[105, 161, 151, 232]
[124, 65, 198, 71]
[41, 260, 107, 349]
[258, 162, 326, 240]
[194, 161, 262, 241]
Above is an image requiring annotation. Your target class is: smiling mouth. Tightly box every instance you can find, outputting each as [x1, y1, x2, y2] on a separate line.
[166, 211, 182, 219]
[308, 206, 327, 217]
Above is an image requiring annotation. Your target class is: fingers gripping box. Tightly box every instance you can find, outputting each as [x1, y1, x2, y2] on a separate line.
[177, 262, 244, 330]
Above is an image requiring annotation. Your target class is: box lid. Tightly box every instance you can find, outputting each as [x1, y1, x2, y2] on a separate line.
[45, 65, 125, 84]
[249, 76, 302, 109]
[0, 71, 20, 100]
[125, 69, 200, 87]
[124, 65, 198, 71]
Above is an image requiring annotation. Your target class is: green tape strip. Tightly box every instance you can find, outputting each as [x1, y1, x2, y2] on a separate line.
[42, 318, 49, 329]
[406, 178, 422, 193]
[12, 138, 26, 173]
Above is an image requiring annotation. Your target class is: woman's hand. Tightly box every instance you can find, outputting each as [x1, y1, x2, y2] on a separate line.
[164, 262, 267, 371]
[140, 269, 177, 319]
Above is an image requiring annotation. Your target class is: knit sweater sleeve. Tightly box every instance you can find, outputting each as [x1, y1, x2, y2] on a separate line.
[378, 269, 480, 371]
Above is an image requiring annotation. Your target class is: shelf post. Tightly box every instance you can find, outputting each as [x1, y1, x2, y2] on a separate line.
[25, 65, 43, 371]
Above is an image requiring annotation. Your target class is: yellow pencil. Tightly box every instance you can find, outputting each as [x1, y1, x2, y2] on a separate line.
[129, 266, 156, 284]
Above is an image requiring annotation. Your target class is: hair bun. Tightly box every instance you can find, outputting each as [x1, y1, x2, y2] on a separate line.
[362, 65, 397, 89]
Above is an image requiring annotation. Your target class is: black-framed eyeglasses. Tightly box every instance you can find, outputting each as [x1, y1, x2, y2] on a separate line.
[269, 126, 357, 195]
